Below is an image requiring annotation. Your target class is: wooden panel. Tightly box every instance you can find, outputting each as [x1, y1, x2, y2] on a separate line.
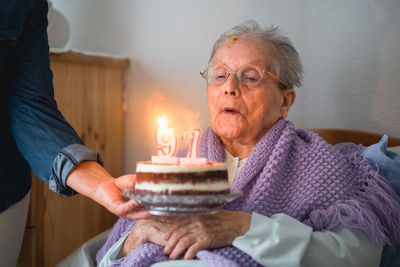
[50, 50, 130, 68]
[17, 53, 128, 267]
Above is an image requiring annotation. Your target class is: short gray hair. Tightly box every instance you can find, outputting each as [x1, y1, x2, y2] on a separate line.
[209, 20, 303, 89]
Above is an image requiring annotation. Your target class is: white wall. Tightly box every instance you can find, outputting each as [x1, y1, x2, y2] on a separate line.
[52, 0, 400, 173]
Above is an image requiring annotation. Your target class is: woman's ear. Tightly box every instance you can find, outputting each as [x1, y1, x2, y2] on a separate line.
[280, 89, 296, 118]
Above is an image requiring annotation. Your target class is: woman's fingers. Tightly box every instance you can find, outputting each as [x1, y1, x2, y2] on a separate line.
[163, 219, 195, 252]
[168, 235, 196, 259]
[167, 234, 213, 260]
[184, 239, 210, 260]
[163, 224, 180, 241]
[164, 228, 186, 254]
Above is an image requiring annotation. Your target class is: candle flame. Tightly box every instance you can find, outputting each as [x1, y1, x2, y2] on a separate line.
[157, 115, 168, 129]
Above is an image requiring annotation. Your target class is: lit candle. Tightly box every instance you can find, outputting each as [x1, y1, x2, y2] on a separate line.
[180, 128, 207, 165]
[152, 115, 179, 164]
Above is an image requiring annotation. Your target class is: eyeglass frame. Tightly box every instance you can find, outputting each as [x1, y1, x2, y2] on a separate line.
[200, 63, 289, 89]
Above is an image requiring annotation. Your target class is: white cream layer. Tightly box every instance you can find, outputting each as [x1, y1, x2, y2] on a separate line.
[136, 161, 227, 173]
[135, 181, 230, 192]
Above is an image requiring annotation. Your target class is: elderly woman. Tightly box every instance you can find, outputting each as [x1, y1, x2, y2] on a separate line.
[97, 21, 400, 267]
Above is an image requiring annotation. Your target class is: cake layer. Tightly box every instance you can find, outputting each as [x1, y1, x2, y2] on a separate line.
[136, 171, 228, 183]
[135, 181, 230, 194]
[136, 161, 227, 173]
[134, 189, 230, 195]
[135, 161, 229, 195]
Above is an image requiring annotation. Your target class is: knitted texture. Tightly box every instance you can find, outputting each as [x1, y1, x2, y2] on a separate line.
[96, 219, 170, 266]
[97, 119, 400, 266]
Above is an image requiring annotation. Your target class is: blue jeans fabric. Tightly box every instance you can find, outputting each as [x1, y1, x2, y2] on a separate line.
[0, 0, 102, 212]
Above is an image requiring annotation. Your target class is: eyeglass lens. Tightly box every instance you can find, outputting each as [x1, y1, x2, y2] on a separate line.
[208, 66, 263, 86]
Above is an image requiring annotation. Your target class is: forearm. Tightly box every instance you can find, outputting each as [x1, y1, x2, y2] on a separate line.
[66, 161, 113, 200]
[7, 0, 88, 191]
[66, 158, 148, 220]
[47, 144, 103, 196]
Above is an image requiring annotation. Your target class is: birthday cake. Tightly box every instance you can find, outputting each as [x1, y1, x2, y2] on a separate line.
[135, 161, 229, 195]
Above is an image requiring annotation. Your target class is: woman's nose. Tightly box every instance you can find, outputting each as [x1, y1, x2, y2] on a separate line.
[224, 75, 241, 97]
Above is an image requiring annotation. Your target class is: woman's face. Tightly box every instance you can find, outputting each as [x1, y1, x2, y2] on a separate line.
[206, 36, 295, 147]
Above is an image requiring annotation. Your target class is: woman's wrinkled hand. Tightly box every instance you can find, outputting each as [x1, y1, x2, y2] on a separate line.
[162, 210, 251, 260]
[119, 210, 251, 259]
[119, 217, 177, 258]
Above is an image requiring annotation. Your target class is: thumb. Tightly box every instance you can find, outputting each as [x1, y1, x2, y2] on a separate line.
[114, 174, 137, 192]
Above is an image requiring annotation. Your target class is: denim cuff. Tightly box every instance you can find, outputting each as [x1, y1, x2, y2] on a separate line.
[50, 144, 104, 196]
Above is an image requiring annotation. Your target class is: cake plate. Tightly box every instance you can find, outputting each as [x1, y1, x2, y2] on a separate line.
[123, 190, 242, 216]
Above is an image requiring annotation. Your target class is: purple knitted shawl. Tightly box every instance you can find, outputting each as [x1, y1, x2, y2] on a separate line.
[97, 119, 400, 267]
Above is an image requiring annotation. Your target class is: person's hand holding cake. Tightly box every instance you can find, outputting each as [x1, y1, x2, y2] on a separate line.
[97, 21, 400, 267]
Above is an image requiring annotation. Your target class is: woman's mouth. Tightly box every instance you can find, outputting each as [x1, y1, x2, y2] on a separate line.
[222, 108, 240, 114]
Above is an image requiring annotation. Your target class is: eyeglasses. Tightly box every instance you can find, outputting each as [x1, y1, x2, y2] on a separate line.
[200, 64, 288, 89]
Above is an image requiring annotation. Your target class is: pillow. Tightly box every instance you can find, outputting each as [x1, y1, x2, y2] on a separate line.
[363, 137, 400, 267]
[363, 135, 400, 183]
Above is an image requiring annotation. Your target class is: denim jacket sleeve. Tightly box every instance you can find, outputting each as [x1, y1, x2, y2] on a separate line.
[6, 0, 103, 196]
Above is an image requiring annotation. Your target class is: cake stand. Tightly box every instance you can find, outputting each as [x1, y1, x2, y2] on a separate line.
[123, 190, 242, 216]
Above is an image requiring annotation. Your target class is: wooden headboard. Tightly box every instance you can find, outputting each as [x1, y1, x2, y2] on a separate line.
[311, 128, 400, 147]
